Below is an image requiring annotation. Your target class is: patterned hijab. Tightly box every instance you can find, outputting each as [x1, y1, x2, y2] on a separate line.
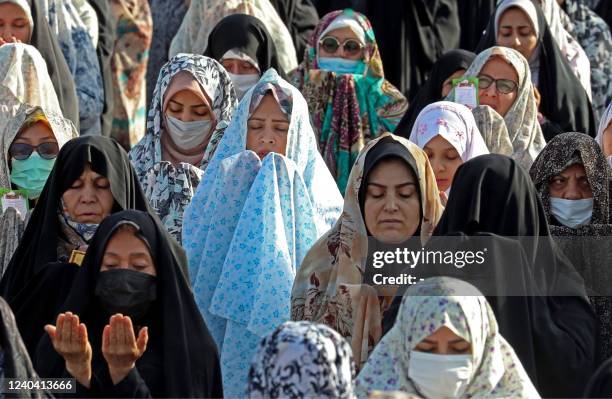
[247, 321, 356, 399]
[529, 132, 609, 225]
[182, 69, 343, 398]
[169, 0, 298, 74]
[453, 46, 546, 169]
[354, 277, 539, 398]
[408, 101, 489, 163]
[291, 9, 408, 194]
[539, 0, 591, 97]
[42, 0, 104, 134]
[129, 54, 237, 241]
[0, 43, 62, 115]
[291, 133, 444, 369]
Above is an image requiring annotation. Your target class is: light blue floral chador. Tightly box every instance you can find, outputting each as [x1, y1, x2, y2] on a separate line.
[182, 69, 343, 397]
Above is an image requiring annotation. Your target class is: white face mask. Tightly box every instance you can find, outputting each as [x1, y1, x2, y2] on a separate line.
[408, 351, 473, 399]
[607, 155, 612, 168]
[550, 197, 594, 228]
[228, 72, 260, 99]
[165, 114, 213, 151]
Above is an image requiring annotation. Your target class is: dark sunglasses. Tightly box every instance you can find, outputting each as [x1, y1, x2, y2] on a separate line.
[477, 74, 518, 95]
[318, 36, 364, 56]
[9, 142, 59, 160]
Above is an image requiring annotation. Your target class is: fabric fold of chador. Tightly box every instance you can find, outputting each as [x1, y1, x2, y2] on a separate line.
[182, 68, 342, 398]
[43, 0, 104, 135]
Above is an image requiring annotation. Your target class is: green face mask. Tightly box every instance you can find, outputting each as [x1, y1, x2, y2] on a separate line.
[10, 153, 55, 199]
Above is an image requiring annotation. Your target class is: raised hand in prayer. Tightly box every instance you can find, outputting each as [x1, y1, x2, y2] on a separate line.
[44, 312, 93, 388]
[102, 314, 148, 385]
[0, 36, 22, 46]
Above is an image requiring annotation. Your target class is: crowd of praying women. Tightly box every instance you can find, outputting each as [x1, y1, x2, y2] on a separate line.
[0, 0, 611, 397]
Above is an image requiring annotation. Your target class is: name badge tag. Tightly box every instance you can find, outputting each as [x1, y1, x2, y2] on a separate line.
[68, 250, 86, 266]
[452, 77, 479, 110]
[0, 189, 29, 220]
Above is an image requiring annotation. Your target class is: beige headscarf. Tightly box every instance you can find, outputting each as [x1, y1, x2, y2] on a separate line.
[291, 133, 444, 369]
[169, 0, 298, 74]
[451, 46, 546, 169]
[0, 43, 62, 115]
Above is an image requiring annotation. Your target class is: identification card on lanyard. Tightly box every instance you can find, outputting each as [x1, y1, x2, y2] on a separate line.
[0, 189, 29, 220]
[452, 77, 479, 110]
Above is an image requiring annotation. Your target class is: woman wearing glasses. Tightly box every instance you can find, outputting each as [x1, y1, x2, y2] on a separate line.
[291, 9, 407, 194]
[0, 105, 77, 275]
[448, 46, 546, 169]
[475, 0, 596, 140]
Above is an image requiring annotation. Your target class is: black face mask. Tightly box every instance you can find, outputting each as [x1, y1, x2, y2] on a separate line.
[94, 269, 157, 321]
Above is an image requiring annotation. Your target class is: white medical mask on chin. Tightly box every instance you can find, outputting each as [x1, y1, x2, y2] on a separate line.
[165, 115, 213, 150]
[408, 351, 473, 399]
[228, 72, 260, 99]
[550, 197, 593, 228]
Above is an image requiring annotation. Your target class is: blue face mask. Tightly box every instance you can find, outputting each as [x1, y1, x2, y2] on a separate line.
[317, 57, 366, 75]
[550, 197, 593, 228]
[10, 153, 55, 199]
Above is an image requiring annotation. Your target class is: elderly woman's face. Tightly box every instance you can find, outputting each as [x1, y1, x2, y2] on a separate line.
[364, 158, 421, 243]
[496, 7, 538, 61]
[62, 164, 114, 223]
[100, 227, 156, 276]
[0, 3, 30, 44]
[548, 163, 593, 200]
[478, 57, 519, 117]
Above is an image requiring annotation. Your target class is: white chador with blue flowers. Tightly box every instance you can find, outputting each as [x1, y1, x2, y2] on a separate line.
[182, 69, 343, 397]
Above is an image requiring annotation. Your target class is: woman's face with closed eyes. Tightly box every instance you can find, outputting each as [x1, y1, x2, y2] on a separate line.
[165, 89, 212, 122]
[363, 158, 421, 243]
[246, 94, 289, 160]
[496, 7, 538, 61]
[414, 325, 472, 355]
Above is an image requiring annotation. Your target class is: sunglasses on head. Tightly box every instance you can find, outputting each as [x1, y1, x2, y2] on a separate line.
[477, 74, 518, 95]
[318, 36, 364, 56]
[9, 142, 59, 160]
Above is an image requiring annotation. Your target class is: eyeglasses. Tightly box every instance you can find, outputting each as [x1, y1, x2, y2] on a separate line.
[318, 36, 364, 56]
[9, 142, 59, 160]
[477, 74, 518, 94]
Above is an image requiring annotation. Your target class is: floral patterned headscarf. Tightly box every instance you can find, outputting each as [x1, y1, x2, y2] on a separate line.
[129, 54, 237, 241]
[355, 277, 539, 398]
[247, 321, 356, 399]
[291, 9, 407, 194]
